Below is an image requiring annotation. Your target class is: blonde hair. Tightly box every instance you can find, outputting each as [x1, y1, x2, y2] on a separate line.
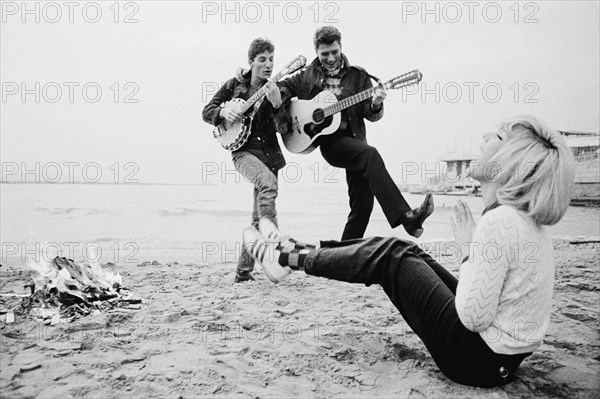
[489, 115, 576, 226]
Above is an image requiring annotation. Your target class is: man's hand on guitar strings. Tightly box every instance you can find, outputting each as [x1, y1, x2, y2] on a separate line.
[265, 79, 282, 109]
[220, 107, 242, 123]
[372, 80, 387, 109]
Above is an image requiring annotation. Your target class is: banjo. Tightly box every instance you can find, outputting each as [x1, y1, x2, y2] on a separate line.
[213, 55, 307, 151]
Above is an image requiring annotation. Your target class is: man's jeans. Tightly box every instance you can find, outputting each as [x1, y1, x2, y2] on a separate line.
[232, 151, 278, 274]
[304, 237, 529, 387]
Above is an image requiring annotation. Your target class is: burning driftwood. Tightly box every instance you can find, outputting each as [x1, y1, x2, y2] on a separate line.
[27, 256, 122, 305]
[20, 256, 138, 320]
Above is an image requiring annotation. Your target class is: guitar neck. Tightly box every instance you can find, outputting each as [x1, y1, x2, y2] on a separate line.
[240, 70, 285, 114]
[323, 87, 376, 117]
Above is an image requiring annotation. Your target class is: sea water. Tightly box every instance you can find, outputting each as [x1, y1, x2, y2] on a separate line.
[1, 181, 598, 266]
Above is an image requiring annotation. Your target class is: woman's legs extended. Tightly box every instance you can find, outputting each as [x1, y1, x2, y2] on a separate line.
[303, 237, 527, 387]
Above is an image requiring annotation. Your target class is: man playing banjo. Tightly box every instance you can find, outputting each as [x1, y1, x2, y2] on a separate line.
[202, 38, 285, 283]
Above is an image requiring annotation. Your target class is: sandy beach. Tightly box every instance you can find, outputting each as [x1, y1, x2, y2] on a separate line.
[1, 237, 598, 399]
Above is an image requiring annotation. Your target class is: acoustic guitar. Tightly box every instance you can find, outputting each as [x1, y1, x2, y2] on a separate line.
[283, 70, 423, 154]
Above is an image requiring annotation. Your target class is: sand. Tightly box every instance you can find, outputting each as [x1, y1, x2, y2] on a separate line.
[0, 239, 598, 398]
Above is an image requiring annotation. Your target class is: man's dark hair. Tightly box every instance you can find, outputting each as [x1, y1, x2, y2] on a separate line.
[248, 38, 274, 61]
[313, 26, 341, 49]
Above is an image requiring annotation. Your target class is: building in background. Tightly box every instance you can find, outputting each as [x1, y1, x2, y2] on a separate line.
[560, 131, 600, 205]
[428, 131, 599, 204]
[435, 155, 479, 195]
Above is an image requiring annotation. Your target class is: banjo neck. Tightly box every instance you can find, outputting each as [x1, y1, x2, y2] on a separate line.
[240, 69, 286, 114]
[238, 55, 305, 114]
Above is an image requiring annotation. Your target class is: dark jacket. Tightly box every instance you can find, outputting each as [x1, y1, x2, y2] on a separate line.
[276, 54, 383, 143]
[202, 72, 286, 172]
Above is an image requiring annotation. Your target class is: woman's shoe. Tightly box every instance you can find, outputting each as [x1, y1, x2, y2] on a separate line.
[242, 227, 292, 283]
[259, 218, 316, 250]
[259, 218, 290, 243]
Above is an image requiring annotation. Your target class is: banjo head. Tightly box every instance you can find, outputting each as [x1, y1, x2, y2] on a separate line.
[215, 98, 247, 148]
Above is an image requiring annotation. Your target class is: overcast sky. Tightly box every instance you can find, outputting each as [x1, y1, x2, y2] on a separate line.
[1, 1, 599, 185]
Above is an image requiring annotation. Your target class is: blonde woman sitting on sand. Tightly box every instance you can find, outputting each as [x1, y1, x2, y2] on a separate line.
[242, 115, 576, 387]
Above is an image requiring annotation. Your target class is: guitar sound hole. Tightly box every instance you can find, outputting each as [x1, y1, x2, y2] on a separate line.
[312, 109, 325, 124]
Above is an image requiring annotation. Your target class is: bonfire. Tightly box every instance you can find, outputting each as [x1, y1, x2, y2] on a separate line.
[20, 255, 137, 321]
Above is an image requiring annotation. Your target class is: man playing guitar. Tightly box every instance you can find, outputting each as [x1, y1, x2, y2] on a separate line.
[276, 26, 434, 239]
[202, 38, 285, 282]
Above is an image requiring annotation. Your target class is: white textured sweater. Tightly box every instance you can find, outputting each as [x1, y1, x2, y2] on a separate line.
[455, 205, 554, 355]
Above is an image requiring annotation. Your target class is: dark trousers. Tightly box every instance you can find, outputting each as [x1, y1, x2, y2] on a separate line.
[304, 237, 530, 388]
[319, 134, 411, 240]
